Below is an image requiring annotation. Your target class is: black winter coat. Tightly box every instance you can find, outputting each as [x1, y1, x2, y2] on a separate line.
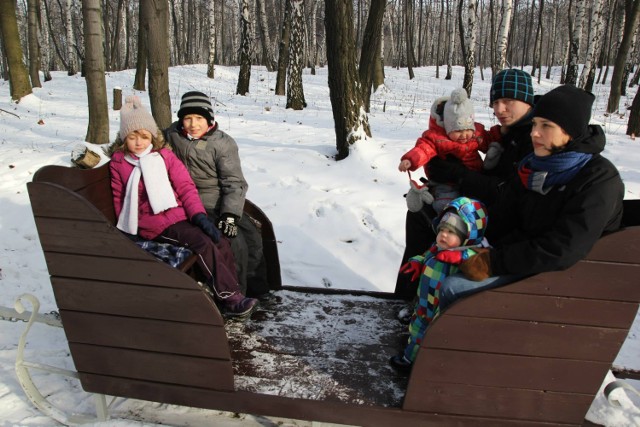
[486, 125, 624, 277]
[459, 116, 533, 204]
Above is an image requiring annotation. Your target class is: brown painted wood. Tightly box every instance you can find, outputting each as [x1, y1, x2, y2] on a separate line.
[52, 278, 222, 324]
[444, 292, 638, 328]
[78, 374, 566, 427]
[70, 343, 235, 391]
[424, 316, 629, 362]
[492, 261, 640, 302]
[60, 311, 230, 359]
[409, 348, 610, 394]
[27, 163, 640, 426]
[404, 380, 594, 424]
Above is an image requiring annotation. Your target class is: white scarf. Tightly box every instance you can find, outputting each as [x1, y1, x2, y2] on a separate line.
[116, 145, 178, 234]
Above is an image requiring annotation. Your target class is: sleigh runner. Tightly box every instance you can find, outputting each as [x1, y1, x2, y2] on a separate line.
[18, 162, 640, 425]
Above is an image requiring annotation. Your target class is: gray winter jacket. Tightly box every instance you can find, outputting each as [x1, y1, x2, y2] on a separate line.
[165, 122, 248, 218]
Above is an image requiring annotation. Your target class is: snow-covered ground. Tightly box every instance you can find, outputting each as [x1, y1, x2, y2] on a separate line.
[1, 64, 639, 425]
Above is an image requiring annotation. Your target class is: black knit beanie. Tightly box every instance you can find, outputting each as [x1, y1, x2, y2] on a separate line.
[531, 85, 595, 140]
[178, 91, 214, 124]
[490, 69, 535, 106]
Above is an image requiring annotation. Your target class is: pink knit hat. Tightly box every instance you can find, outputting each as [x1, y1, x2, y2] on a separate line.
[119, 96, 159, 138]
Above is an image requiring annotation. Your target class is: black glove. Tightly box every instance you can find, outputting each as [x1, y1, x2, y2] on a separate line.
[217, 213, 239, 238]
[192, 213, 220, 243]
[427, 156, 466, 184]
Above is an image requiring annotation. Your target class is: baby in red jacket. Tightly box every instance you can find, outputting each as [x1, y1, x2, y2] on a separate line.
[399, 88, 502, 213]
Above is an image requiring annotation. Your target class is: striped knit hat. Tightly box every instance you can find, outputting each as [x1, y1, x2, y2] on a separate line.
[490, 69, 534, 106]
[178, 91, 214, 124]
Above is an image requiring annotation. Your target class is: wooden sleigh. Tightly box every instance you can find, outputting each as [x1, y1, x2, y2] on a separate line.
[21, 162, 640, 426]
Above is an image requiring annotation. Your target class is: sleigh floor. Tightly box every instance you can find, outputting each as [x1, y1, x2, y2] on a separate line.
[225, 290, 410, 408]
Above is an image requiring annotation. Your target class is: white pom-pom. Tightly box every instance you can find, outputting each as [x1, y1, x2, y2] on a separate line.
[450, 88, 468, 105]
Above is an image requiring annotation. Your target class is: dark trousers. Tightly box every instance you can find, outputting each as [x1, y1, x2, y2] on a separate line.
[394, 206, 437, 300]
[157, 221, 241, 301]
[212, 212, 269, 297]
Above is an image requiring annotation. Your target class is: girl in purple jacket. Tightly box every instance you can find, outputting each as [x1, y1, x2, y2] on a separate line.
[110, 96, 258, 318]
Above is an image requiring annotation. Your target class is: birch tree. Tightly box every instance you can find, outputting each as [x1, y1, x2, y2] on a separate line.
[565, 0, 587, 85]
[445, 0, 456, 79]
[207, 0, 216, 78]
[81, 0, 109, 144]
[275, 0, 292, 95]
[324, 0, 371, 160]
[578, 0, 605, 90]
[256, 0, 275, 71]
[460, 0, 478, 95]
[236, 0, 252, 95]
[65, 0, 77, 75]
[496, 0, 514, 70]
[28, 0, 42, 88]
[287, 0, 306, 109]
[39, 0, 52, 81]
[607, 0, 640, 113]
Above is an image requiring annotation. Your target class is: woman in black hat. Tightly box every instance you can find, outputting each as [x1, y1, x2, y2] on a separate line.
[440, 85, 624, 309]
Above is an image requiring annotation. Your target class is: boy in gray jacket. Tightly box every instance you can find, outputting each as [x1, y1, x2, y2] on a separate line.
[165, 91, 269, 298]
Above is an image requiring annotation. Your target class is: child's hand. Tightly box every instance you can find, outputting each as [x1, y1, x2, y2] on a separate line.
[192, 213, 221, 243]
[400, 259, 424, 281]
[398, 159, 412, 172]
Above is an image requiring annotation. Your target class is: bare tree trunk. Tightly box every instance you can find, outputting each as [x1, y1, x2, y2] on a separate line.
[496, 0, 513, 70]
[545, 1, 557, 79]
[565, 0, 586, 85]
[607, 0, 640, 113]
[237, 0, 252, 95]
[275, 0, 292, 95]
[436, 0, 444, 77]
[0, 0, 33, 100]
[308, 0, 319, 74]
[286, 0, 306, 109]
[405, 0, 415, 79]
[531, 0, 544, 80]
[65, 0, 77, 75]
[628, 84, 640, 136]
[27, 0, 42, 88]
[358, 0, 386, 111]
[207, 0, 216, 78]
[141, 0, 172, 128]
[81, 0, 109, 143]
[324, 0, 371, 160]
[134, 12, 147, 91]
[461, 0, 478, 95]
[38, 0, 52, 82]
[445, 0, 457, 79]
[256, 0, 275, 71]
[579, 0, 605, 89]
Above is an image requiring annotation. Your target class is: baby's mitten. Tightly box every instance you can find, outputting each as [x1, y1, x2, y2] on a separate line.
[405, 178, 434, 212]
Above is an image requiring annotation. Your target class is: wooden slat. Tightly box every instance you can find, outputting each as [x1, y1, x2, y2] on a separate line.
[61, 311, 230, 358]
[424, 316, 629, 361]
[244, 199, 282, 290]
[52, 278, 223, 324]
[29, 182, 111, 222]
[70, 343, 235, 391]
[404, 379, 593, 425]
[78, 374, 567, 427]
[46, 253, 198, 289]
[584, 226, 640, 264]
[35, 217, 151, 259]
[444, 292, 638, 328]
[409, 348, 609, 394]
[493, 261, 640, 302]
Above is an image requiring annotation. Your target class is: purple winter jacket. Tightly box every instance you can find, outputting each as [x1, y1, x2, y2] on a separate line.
[110, 148, 206, 240]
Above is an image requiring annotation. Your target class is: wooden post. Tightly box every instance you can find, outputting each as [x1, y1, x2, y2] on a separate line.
[113, 88, 122, 110]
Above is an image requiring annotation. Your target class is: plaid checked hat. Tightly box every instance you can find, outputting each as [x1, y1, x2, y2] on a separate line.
[490, 69, 535, 106]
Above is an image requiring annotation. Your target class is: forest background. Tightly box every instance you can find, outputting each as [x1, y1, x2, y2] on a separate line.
[1, 0, 639, 159]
